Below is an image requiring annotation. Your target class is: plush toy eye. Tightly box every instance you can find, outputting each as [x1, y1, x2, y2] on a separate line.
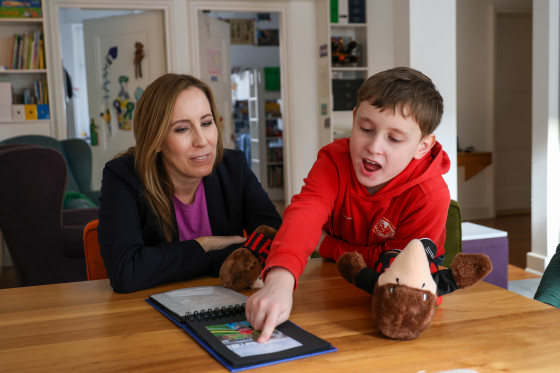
[423, 293, 427, 301]
[396, 278, 399, 284]
[421, 283, 425, 288]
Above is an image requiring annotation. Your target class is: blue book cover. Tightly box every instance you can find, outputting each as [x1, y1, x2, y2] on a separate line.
[147, 286, 336, 371]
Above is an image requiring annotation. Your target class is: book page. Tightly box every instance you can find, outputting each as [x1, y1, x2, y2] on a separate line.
[206, 320, 302, 357]
[150, 286, 247, 317]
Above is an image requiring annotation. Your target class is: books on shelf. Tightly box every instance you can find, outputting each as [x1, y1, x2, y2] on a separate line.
[147, 286, 335, 371]
[330, 0, 365, 24]
[9, 30, 45, 70]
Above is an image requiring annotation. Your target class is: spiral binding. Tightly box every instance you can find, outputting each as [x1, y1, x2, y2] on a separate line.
[184, 303, 246, 322]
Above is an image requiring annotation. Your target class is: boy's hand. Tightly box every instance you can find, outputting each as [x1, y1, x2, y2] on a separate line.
[194, 235, 246, 252]
[245, 267, 294, 342]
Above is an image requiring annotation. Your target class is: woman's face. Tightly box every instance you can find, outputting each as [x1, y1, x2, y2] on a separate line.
[160, 87, 218, 184]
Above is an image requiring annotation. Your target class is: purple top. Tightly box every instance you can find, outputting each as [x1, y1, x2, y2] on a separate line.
[173, 181, 212, 241]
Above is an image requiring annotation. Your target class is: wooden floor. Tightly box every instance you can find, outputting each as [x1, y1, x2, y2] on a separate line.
[0, 210, 539, 289]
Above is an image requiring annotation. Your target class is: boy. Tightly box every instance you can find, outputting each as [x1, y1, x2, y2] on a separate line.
[246, 67, 450, 342]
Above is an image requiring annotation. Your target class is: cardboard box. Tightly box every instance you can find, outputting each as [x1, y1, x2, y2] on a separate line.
[24, 104, 37, 120]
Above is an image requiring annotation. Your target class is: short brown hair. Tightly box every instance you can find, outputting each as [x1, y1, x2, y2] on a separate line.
[121, 73, 224, 241]
[357, 67, 444, 138]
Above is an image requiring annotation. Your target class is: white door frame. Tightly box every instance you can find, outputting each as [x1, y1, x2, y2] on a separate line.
[45, 0, 176, 140]
[187, 1, 292, 201]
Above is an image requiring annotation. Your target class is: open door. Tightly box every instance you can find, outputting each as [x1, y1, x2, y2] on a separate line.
[197, 13, 234, 149]
[83, 11, 166, 188]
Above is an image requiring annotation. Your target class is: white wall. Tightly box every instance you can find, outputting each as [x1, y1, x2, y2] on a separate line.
[456, 0, 532, 220]
[409, 0, 458, 201]
[529, 0, 560, 273]
[370, 0, 458, 200]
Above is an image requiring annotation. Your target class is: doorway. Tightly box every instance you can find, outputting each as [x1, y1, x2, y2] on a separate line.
[200, 11, 285, 203]
[493, 11, 532, 267]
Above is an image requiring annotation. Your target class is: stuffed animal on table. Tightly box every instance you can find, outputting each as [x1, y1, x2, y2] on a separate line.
[220, 225, 277, 291]
[337, 239, 492, 340]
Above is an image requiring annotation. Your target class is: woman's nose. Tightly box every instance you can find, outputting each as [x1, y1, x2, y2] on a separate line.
[192, 126, 208, 147]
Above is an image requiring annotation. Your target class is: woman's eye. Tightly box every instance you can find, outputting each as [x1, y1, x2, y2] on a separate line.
[175, 126, 189, 133]
[202, 121, 213, 127]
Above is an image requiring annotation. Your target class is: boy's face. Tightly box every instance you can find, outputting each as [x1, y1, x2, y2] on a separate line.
[349, 102, 436, 194]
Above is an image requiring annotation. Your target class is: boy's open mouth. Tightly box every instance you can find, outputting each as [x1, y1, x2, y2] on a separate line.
[363, 159, 381, 172]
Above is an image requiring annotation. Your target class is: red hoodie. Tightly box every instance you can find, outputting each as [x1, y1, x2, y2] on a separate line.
[265, 138, 451, 287]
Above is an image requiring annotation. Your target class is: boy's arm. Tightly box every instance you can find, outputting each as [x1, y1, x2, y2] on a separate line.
[263, 147, 341, 285]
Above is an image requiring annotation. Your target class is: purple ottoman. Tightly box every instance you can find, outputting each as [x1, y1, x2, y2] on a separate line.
[461, 222, 509, 289]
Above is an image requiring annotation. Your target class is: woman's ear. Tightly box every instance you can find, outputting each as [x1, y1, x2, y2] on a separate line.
[413, 134, 436, 159]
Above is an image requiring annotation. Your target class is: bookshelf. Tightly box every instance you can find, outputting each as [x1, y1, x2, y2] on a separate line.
[328, 0, 367, 140]
[233, 68, 284, 201]
[0, 13, 52, 140]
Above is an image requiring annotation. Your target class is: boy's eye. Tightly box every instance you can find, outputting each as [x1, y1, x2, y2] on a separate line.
[360, 126, 374, 133]
[389, 136, 402, 143]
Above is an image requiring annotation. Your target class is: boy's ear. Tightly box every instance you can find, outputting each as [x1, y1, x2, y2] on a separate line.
[413, 134, 436, 159]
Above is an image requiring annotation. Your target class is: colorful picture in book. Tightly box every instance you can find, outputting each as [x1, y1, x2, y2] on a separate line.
[206, 321, 302, 357]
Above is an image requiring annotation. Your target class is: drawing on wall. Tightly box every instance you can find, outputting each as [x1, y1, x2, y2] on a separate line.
[257, 29, 279, 46]
[101, 46, 118, 137]
[228, 19, 254, 45]
[207, 49, 221, 77]
[113, 75, 135, 130]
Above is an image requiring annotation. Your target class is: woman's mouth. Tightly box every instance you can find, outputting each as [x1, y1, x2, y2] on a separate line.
[363, 159, 381, 172]
[192, 154, 209, 161]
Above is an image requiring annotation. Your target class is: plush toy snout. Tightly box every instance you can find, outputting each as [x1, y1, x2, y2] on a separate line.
[373, 283, 437, 340]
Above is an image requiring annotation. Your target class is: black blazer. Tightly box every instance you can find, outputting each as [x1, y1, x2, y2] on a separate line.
[98, 149, 282, 293]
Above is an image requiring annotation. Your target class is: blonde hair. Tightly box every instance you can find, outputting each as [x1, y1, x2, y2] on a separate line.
[120, 74, 224, 241]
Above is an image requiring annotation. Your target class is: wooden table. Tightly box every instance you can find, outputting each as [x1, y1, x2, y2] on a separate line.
[1, 258, 559, 372]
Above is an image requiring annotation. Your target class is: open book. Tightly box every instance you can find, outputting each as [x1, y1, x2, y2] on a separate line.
[147, 286, 336, 371]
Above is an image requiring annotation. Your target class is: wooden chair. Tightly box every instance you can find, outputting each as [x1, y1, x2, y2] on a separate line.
[83, 219, 108, 280]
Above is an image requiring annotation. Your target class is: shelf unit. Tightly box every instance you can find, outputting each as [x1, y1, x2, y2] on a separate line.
[0, 15, 52, 140]
[327, 0, 368, 140]
[233, 68, 284, 201]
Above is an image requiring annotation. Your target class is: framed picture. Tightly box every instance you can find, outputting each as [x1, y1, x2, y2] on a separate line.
[228, 19, 254, 45]
[257, 29, 279, 46]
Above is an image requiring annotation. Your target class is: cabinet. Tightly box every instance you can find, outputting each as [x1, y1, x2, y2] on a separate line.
[326, 0, 368, 140]
[0, 14, 52, 141]
[232, 69, 284, 201]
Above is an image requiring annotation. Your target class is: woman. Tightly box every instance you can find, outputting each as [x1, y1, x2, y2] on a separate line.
[98, 74, 282, 293]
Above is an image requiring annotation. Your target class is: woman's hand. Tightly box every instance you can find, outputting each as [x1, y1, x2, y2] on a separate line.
[195, 235, 246, 252]
[245, 267, 295, 343]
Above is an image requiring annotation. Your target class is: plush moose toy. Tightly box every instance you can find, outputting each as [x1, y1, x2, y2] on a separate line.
[337, 239, 492, 340]
[220, 225, 277, 291]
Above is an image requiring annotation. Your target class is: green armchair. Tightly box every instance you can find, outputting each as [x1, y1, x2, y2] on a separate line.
[533, 244, 560, 309]
[443, 199, 462, 267]
[0, 135, 100, 208]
